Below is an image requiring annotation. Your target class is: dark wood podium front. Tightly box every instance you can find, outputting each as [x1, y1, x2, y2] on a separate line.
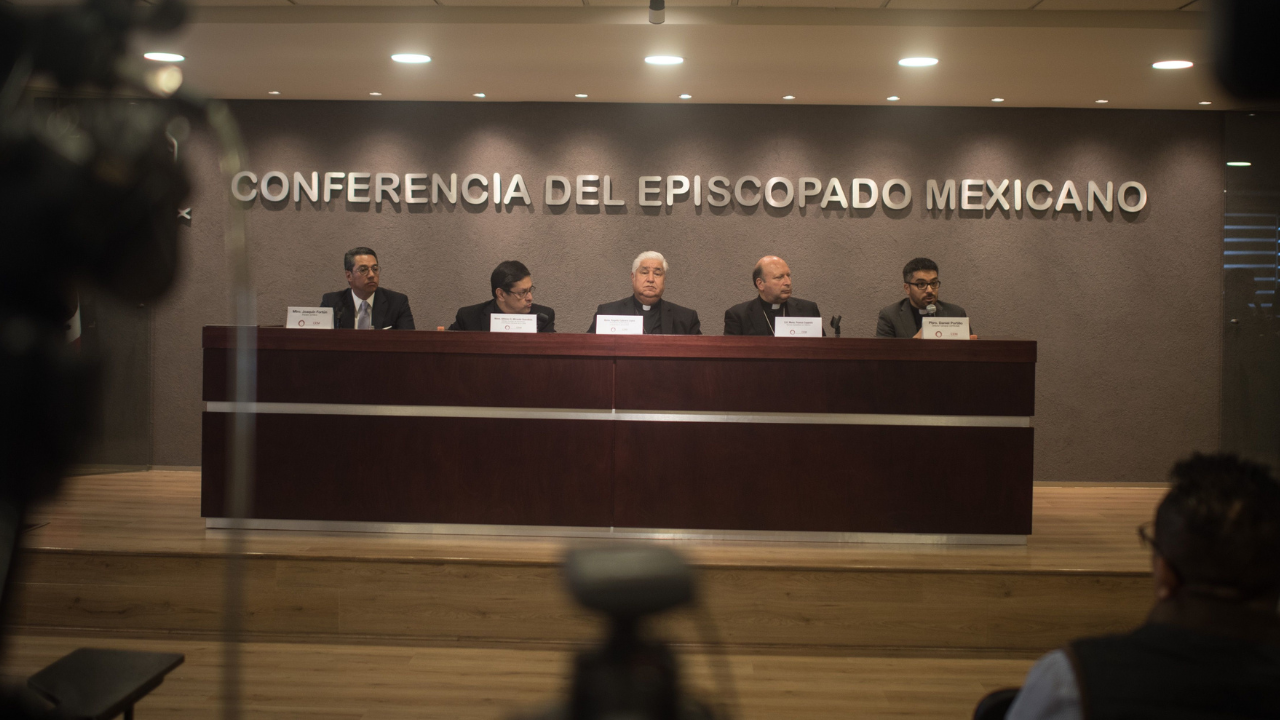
[202, 328, 1036, 537]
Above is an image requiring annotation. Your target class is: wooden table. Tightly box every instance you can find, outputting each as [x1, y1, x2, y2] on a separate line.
[202, 328, 1036, 538]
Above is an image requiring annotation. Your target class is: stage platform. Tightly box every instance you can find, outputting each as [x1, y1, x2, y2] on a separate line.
[9, 470, 1161, 655]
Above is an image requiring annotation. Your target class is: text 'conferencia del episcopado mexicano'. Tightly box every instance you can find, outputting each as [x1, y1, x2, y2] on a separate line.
[231, 171, 1149, 216]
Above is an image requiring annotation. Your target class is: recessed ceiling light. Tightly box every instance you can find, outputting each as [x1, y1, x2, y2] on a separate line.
[679, 94, 692, 99]
[1199, 101, 1212, 105]
[1152, 60, 1193, 70]
[1095, 99, 1109, 104]
[645, 56, 684, 65]
[1227, 161, 1252, 167]
[991, 98, 1005, 103]
[473, 93, 486, 98]
[268, 91, 280, 95]
[391, 54, 431, 64]
[369, 92, 382, 96]
[575, 94, 588, 98]
[144, 52, 184, 62]
[898, 57, 938, 67]
[887, 96, 900, 101]
[783, 95, 795, 100]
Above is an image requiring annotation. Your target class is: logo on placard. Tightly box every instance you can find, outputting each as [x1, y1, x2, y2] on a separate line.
[504, 325, 511, 330]
[298, 319, 306, 327]
[790, 329, 796, 335]
[935, 330, 943, 337]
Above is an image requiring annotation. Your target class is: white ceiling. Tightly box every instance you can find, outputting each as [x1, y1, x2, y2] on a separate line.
[89, 0, 1232, 108]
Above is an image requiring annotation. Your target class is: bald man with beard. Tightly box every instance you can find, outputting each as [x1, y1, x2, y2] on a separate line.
[723, 255, 823, 336]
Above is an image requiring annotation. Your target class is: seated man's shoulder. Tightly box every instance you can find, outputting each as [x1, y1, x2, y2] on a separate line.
[879, 298, 907, 316]
[532, 303, 556, 317]
[456, 300, 490, 316]
[596, 297, 631, 314]
[791, 297, 821, 315]
[664, 299, 697, 315]
[941, 300, 968, 316]
[725, 299, 754, 316]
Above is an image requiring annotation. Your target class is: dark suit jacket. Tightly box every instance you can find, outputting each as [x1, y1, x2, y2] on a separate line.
[875, 298, 969, 338]
[448, 299, 557, 332]
[319, 287, 415, 330]
[585, 296, 702, 335]
[724, 296, 823, 336]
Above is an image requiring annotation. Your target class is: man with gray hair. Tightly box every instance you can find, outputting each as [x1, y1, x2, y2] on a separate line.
[586, 251, 701, 334]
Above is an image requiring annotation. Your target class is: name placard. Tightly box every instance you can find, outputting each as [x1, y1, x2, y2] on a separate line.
[286, 307, 334, 329]
[774, 317, 823, 337]
[595, 315, 644, 335]
[490, 313, 538, 333]
[922, 317, 971, 340]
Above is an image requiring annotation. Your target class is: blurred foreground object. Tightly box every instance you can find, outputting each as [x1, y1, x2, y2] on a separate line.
[1213, 0, 1280, 100]
[28, 648, 184, 719]
[0, 0, 191, 506]
[1, 1, 193, 717]
[516, 545, 716, 720]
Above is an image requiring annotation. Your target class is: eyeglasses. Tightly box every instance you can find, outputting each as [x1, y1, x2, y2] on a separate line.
[910, 280, 941, 291]
[1137, 521, 1160, 553]
[1137, 520, 1251, 601]
[503, 285, 536, 298]
[354, 265, 380, 276]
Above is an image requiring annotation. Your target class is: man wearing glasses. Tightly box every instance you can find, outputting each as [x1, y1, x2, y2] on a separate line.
[875, 257, 970, 338]
[320, 247, 416, 329]
[999, 453, 1280, 720]
[449, 260, 557, 332]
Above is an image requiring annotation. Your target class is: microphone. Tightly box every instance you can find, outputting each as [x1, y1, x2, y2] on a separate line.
[333, 304, 345, 329]
[829, 315, 842, 338]
[926, 303, 937, 315]
[537, 312, 550, 332]
[649, 0, 665, 24]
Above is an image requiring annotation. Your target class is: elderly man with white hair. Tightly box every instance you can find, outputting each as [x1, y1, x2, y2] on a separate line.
[586, 251, 702, 334]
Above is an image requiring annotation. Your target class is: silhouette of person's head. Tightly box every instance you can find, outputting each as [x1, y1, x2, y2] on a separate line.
[1148, 453, 1280, 607]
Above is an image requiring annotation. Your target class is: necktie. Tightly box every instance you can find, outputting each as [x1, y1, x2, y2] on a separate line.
[357, 300, 371, 329]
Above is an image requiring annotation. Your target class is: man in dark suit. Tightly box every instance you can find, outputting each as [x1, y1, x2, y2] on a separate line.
[586, 251, 701, 335]
[319, 247, 415, 330]
[1002, 453, 1280, 720]
[875, 257, 972, 338]
[724, 255, 822, 336]
[449, 260, 556, 332]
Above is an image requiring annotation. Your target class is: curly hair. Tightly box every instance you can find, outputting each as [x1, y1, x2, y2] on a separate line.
[1155, 453, 1280, 596]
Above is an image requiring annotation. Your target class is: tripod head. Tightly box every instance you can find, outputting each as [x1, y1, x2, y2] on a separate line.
[559, 545, 711, 720]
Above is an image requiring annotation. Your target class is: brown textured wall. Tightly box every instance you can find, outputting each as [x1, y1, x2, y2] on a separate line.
[158, 101, 1223, 483]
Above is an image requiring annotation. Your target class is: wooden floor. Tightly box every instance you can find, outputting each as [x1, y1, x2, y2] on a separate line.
[2, 634, 1034, 720]
[1, 471, 1166, 719]
[21, 471, 1160, 573]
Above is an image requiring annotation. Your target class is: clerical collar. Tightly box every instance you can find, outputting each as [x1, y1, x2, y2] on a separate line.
[771, 303, 781, 310]
[640, 303, 653, 311]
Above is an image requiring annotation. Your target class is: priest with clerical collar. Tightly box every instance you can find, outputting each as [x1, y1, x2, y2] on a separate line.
[586, 251, 701, 334]
[724, 255, 822, 336]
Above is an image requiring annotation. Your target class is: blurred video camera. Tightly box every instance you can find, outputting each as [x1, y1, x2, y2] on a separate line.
[515, 545, 721, 720]
[0, 0, 193, 504]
